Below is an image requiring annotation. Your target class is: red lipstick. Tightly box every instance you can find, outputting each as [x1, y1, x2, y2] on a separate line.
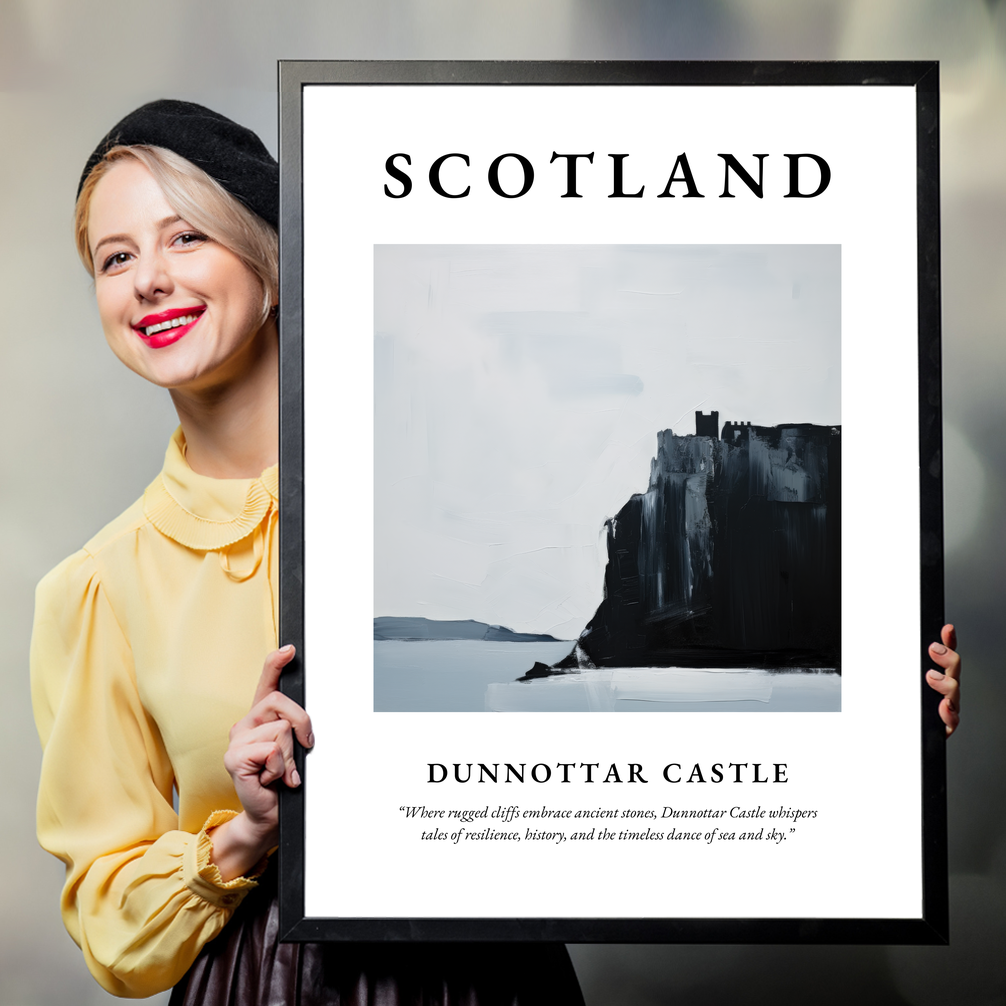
[132, 306, 205, 349]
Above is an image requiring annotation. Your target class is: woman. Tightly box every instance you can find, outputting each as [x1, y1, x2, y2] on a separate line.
[31, 99, 585, 1003]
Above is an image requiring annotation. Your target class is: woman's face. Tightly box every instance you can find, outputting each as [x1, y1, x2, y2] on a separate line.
[87, 158, 270, 393]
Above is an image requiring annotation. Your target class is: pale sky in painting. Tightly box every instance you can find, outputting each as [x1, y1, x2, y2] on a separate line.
[374, 244, 840, 638]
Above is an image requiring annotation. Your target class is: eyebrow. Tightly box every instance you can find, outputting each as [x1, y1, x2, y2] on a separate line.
[91, 214, 185, 258]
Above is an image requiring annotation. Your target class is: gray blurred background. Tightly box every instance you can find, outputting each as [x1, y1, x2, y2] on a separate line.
[1, 1, 1001, 1003]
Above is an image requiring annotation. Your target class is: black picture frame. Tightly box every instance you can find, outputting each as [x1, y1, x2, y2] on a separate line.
[277, 60, 945, 944]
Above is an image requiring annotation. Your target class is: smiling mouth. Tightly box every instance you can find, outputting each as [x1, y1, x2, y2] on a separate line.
[135, 307, 206, 338]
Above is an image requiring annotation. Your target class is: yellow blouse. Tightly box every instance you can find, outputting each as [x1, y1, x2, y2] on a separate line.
[31, 429, 279, 998]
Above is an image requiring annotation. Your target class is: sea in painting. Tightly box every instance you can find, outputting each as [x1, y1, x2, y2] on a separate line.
[374, 638, 840, 712]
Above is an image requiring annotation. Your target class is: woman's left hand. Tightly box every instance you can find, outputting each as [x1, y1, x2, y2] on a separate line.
[926, 624, 961, 737]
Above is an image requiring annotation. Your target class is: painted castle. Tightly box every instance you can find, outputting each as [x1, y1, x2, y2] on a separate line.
[553, 411, 841, 673]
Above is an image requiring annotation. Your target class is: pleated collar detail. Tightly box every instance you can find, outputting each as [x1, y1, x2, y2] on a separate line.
[143, 428, 279, 552]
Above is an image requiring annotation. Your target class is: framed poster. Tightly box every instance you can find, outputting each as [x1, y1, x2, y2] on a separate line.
[277, 61, 946, 943]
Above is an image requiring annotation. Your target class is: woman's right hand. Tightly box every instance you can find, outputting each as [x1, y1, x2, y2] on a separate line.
[209, 645, 314, 881]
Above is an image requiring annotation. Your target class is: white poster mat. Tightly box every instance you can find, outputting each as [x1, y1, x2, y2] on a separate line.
[301, 84, 919, 920]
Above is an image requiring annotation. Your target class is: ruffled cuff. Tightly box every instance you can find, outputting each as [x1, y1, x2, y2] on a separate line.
[182, 810, 269, 910]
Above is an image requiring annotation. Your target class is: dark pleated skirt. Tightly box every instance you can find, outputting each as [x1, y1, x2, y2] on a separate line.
[169, 869, 585, 1006]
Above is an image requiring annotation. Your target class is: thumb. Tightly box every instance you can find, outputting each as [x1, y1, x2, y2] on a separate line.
[252, 644, 296, 706]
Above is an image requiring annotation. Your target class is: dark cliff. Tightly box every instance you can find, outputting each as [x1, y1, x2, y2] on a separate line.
[570, 413, 841, 671]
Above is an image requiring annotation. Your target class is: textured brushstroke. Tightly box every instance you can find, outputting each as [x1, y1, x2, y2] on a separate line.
[547, 412, 841, 674]
[374, 616, 565, 643]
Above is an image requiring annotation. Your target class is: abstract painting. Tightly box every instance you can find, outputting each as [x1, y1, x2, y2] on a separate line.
[374, 244, 841, 712]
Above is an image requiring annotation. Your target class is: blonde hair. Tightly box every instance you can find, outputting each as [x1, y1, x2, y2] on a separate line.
[75, 145, 278, 322]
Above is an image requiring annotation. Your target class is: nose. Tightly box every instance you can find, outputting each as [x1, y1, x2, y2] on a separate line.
[133, 247, 173, 303]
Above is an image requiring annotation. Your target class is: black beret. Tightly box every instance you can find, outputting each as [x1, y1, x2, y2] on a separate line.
[78, 99, 278, 228]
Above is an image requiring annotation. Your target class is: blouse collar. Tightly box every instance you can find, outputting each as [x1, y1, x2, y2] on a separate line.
[143, 428, 278, 551]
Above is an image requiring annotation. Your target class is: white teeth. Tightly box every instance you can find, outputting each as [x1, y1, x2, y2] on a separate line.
[142, 313, 199, 337]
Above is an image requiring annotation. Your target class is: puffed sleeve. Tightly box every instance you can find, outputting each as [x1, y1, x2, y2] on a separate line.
[31, 549, 261, 998]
